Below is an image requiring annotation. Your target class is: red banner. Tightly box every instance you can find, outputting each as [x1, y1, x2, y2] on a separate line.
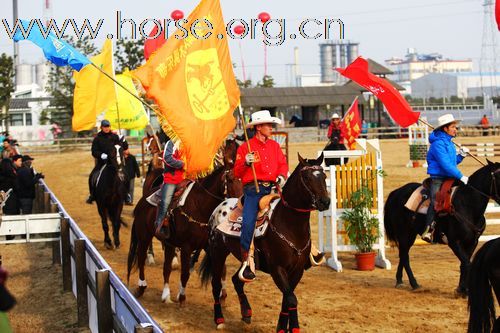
[336, 57, 420, 128]
[340, 99, 361, 150]
[144, 24, 166, 60]
[496, 0, 500, 30]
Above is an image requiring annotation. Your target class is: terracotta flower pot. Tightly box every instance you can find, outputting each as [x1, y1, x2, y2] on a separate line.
[355, 251, 376, 271]
[412, 161, 420, 168]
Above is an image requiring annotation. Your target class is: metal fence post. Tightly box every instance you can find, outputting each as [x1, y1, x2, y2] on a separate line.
[75, 238, 89, 327]
[60, 217, 72, 291]
[96, 269, 113, 333]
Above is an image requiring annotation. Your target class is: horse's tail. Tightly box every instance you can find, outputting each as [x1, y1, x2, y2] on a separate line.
[199, 250, 213, 288]
[468, 240, 496, 333]
[384, 189, 399, 246]
[126, 217, 139, 285]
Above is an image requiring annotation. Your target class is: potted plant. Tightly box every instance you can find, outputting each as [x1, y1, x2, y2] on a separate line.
[409, 144, 420, 167]
[341, 184, 380, 271]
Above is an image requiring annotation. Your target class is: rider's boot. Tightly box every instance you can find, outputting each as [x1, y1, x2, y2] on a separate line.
[154, 218, 170, 241]
[238, 246, 256, 283]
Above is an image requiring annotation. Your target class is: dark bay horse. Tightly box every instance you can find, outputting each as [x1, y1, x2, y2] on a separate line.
[384, 160, 500, 296]
[94, 142, 128, 249]
[200, 153, 330, 331]
[127, 139, 242, 305]
[468, 237, 500, 333]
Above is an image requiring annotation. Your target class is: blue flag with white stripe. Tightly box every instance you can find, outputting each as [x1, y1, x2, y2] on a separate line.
[13, 19, 91, 71]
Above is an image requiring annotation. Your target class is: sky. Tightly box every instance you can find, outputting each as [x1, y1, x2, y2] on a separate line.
[0, 0, 491, 86]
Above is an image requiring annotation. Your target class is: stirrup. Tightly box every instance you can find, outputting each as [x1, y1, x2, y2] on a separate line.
[238, 262, 255, 283]
[309, 252, 325, 266]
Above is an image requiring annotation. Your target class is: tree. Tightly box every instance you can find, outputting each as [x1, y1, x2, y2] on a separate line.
[236, 78, 253, 88]
[43, 36, 97, 135]
[114, 38, 144, 73]
[0, 53, 15, 131]
[257, 75, 274, 88]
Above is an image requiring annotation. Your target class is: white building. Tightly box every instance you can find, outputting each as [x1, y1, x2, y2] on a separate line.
[385, 49, 473, 94]
[411, 72, 500, 99]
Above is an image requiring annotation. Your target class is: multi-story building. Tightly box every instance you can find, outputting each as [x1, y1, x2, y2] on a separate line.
[385, 48, 473, 94]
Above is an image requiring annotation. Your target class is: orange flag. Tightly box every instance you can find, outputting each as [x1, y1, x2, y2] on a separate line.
[340, 99, 362, 150]
[132, 0, 240, 177]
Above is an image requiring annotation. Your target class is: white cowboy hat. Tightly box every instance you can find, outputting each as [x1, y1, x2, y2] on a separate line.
[246, 110, 282, 128]
[436, 114, 461, 129]
[331, 113, 340, 119]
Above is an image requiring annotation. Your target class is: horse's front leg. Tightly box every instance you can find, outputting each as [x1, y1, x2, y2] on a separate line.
[110, 203, 123, 249]
[448, 239, 471, 297]
[161, 243, 176, 303]
[134, 237, 152, 298]
[97, 203, 112, 249]
[231, 269, 252, 324]
[271, 266, 301, 333]
[177, 246, 194, 307]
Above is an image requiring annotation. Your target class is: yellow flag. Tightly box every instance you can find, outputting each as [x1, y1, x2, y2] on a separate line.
[104, 71, 148, 130]
[72, 39, 115, 131]
[132, 0, 240, 177]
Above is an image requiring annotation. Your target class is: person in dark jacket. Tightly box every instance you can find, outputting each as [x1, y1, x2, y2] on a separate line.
[17, 155, 44, 214]
[87, 120, 120, 204]
[0, 156, 21, 215]
[421, 114, 469, 243]
[122, 142, 140, 205]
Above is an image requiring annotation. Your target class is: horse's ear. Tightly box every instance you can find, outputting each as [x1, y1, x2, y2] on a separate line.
[297, 153, 306, 165]
[316, 152, 324, 165]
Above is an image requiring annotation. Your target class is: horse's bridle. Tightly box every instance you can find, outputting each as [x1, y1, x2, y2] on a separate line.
[467, 168, 500, 203]
[278, 165, 325, 213]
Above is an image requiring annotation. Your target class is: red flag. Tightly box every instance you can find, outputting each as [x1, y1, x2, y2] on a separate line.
[144, 24, 166, 60]
[336, 57, 420, 128]
[496, 0, 500, 30]
[340, 99, 361, 150]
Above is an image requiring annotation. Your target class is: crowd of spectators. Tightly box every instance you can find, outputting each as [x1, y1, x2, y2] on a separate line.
[0, 133, 44, 215]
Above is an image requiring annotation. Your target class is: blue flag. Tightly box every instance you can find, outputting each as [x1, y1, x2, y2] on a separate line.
[13, 19, 91, 71]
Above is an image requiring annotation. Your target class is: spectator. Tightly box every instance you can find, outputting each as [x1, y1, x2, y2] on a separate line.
[480, 114, 490, 136]
[1, 140, 18, 160]
[17, 155, 44, 214]
[122, 142, 140, 205]
[361, 120, 368, 137]
[0, 156, 21, 215]
[0, 132, 7, 155]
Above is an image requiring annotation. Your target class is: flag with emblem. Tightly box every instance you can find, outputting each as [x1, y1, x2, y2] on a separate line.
[339, 98, 361, 150]
[336, 56, 420, 128]
[73, 39, 115, 131]
[132, 0, 240, 177]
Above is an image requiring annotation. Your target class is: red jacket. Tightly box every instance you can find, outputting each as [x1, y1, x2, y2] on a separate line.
[162, 141, 185, 185]
[234, 137, 288, 185]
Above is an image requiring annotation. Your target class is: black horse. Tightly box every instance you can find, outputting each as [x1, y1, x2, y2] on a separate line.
[384, 160, 500, 296]
[468, 237, 500, 333]
[94, 141, 128, 249]
[200, 153, 330, 331]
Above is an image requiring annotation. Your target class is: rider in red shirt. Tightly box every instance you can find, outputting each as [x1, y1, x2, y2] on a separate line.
[234, 110, 288, 282]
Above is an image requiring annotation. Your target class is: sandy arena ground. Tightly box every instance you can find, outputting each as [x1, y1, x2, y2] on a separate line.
[2, 137, 500, 332]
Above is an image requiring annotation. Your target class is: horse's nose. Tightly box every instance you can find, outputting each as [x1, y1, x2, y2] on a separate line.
[321, 197, 331, 209]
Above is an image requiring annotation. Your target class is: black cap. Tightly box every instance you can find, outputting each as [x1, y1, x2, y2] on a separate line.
[22, 155, 34, 162]
[12, 154, 22, 161]
[101, 119, 111, 127]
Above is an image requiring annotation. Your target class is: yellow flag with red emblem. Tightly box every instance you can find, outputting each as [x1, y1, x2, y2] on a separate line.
[340, 98, 362, 150]
[132, 0, 240, 177]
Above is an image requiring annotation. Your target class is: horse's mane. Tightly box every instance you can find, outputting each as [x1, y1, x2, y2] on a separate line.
[469, 160, 500, 183]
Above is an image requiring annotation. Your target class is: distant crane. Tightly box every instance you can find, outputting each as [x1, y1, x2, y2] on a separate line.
[480, 0, 499, 97]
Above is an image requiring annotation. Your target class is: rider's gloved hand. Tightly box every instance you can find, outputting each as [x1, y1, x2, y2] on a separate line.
[276, 175, 286, 187]
[459, 146, 470, 157]
[101, 153, 108, 160]
[460, 176, 469, 185]
[245, 152, 255, 166]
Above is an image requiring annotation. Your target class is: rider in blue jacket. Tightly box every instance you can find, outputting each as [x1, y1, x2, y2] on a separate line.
[422, 114, 469, 242]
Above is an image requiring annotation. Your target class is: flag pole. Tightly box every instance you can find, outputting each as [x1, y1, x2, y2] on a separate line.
[238, 104, 260, 193]
[417, 117, 485, 166]
[110, 42, 121, 132]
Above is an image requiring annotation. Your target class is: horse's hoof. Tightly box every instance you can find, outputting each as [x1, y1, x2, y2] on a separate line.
[162, 296, 173, 304]
[133, 286, 147, 298]
[114, 243, 120, 250]
[104, 241, 114, 250]
[454, 288, 467, 299]
[411, 284, 421, 291]
[241, 316, 251, 324]
[395, 282, 404, 289]
[216, 323, 225, 330]
[146, 254, 155, 265]
[177, 294, 186, 307]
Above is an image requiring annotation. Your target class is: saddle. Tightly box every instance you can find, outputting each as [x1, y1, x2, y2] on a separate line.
[404, 178, 457, 216]
[216, 194, 281, 238]
[146, 180, 194, 210]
